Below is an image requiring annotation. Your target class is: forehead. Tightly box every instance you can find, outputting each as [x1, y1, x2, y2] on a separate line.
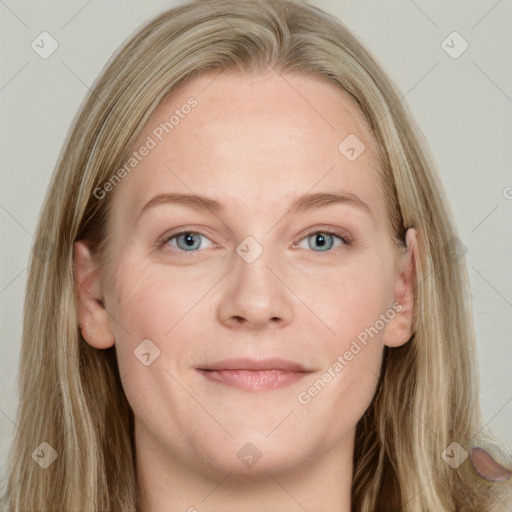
[108, 70, 386, 230]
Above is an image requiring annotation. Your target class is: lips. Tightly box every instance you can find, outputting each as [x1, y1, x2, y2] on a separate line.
[196, 358, 314, 391]
[198, 357, 310, 372]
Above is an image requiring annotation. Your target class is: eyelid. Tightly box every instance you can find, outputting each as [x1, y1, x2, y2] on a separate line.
[157, 228, 217, 251]
[157, 225, 352, 254]
[293, 226, 352, 246]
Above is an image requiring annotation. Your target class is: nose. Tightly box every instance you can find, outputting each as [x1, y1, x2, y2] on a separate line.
[216, 244, 294, 330]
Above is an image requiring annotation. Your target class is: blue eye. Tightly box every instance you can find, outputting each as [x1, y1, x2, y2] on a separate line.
[163, 231, 215, 252]
[296, 231, 347, 252]
[158, 229, 349, 255]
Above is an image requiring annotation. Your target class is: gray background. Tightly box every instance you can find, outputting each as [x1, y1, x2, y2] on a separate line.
[1, 0, 511, 477]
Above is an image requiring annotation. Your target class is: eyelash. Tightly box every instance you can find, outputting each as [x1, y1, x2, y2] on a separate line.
[156, 227, 352, 257]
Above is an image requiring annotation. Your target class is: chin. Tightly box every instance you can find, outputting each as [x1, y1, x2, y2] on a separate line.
[199, 437, 310, 477]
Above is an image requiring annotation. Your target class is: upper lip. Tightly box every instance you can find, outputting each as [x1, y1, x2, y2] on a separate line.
[197, 357, 311, 372]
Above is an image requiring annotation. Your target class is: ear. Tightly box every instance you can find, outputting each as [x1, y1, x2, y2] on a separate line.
[73, 240, 115, 349]
[383, 228, 420, 348]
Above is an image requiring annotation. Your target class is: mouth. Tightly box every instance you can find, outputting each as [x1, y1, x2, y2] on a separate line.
[196, 357, 314, 391]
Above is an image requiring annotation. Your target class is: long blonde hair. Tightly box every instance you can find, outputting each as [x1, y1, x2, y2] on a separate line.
[2, 0, 510, 510]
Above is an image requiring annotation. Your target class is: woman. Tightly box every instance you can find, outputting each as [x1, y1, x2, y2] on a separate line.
[1, 0, 511, 510]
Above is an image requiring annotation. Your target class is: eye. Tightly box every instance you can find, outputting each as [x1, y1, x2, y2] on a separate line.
[294, 230, 349, 253]
[157, 228, 350, 256]
[159, 231, 216, 253]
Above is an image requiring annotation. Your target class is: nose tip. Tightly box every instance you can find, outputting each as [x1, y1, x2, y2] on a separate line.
[218, 256, 294, 329]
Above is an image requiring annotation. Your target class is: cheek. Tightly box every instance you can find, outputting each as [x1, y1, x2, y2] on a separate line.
[300, 254, 395, 343]
[106, 255, 223, 371]
[109, 265, 167, 340]
[296, 285, 386, 441]
[320, 343, 383, 432]
[105, 257, 212, 437]
[295, 254, 393, 411]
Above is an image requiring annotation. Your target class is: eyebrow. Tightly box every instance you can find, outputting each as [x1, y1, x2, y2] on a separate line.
[136, 191, 372, 222]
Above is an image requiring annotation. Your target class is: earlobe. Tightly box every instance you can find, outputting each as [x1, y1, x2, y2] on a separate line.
[383, 228, 419, 348]
[73, 240, 115, 349]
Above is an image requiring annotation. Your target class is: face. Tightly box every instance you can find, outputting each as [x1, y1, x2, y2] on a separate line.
[75, 70, 416, 481]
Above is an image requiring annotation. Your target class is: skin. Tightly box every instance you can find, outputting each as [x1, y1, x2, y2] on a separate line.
[74, 70, 419, 511]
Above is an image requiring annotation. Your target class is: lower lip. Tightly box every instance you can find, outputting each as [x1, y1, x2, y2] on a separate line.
[197, 369, 311, 391]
